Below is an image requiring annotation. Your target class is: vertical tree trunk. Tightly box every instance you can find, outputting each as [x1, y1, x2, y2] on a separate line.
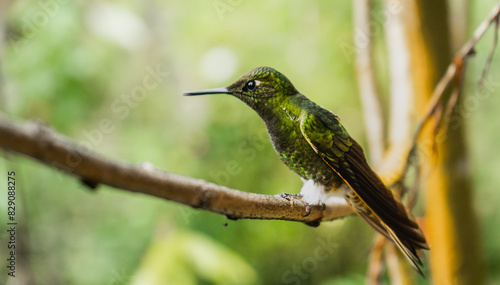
[403, 1, 484, 283]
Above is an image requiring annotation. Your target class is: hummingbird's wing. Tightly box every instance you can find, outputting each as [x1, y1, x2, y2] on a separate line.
[299, 111, 429, 275]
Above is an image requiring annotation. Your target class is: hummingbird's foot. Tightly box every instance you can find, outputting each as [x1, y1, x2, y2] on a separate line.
[277, 193, 311, 217]
[303, 203, 312, 217]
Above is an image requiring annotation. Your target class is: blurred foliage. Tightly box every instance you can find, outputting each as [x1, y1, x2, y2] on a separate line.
[0, 0, 500, 284]
[130, 229, 257, 285]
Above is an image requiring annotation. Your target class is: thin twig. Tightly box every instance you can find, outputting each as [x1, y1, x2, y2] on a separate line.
[478, 11, 499, 90]
[385, 243, 411, 284]
[0, 116, 354, 224]
[406, 163, 422, 210]
[439, 58, 465, 138]
[367, 235, 387, 285]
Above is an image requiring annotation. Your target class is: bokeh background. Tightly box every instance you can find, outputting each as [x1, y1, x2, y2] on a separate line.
[1, 0, 500, 284]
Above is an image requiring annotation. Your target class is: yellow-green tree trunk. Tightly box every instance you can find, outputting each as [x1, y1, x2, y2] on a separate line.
[403, 0, 484, 283]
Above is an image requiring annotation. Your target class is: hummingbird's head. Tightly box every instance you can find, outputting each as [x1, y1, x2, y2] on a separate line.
[184, 67, 298, 110]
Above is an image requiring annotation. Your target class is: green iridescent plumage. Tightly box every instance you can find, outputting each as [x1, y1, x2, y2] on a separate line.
[185, 66, 429, 276]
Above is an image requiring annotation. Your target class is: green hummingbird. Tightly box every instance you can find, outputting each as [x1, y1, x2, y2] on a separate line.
[185, 66, 429, 275]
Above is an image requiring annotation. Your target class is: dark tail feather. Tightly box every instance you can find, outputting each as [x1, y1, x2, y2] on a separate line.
[354, 206, 427, 277]
[382, 221, 426, 276]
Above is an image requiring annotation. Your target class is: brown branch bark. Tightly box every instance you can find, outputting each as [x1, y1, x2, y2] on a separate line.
[0, 116, 354, 224]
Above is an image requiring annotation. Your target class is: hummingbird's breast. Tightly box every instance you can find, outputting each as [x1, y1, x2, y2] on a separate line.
[264, 111, 343, 189]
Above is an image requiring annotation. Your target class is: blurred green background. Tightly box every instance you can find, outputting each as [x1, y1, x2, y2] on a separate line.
[1, 0, 500, 284]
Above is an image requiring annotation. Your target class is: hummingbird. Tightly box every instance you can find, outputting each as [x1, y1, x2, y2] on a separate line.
[185, 66, 429, 275]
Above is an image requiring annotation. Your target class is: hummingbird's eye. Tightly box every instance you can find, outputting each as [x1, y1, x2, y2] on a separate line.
[245, 80, 257, 92]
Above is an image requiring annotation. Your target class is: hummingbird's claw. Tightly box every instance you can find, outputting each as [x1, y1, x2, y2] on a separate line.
[303, 203, 312, 217]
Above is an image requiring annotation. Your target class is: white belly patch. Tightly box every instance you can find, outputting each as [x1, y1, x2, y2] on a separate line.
[299, 179, 348, 205]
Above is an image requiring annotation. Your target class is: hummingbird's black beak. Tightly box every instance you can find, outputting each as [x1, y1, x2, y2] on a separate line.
[184, 87, 232, 96]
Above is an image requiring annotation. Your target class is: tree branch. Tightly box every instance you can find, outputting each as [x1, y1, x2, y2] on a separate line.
[0, 116, 354, 224]
[380, 0, 415, 177]
[353, 0, 386, 166]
